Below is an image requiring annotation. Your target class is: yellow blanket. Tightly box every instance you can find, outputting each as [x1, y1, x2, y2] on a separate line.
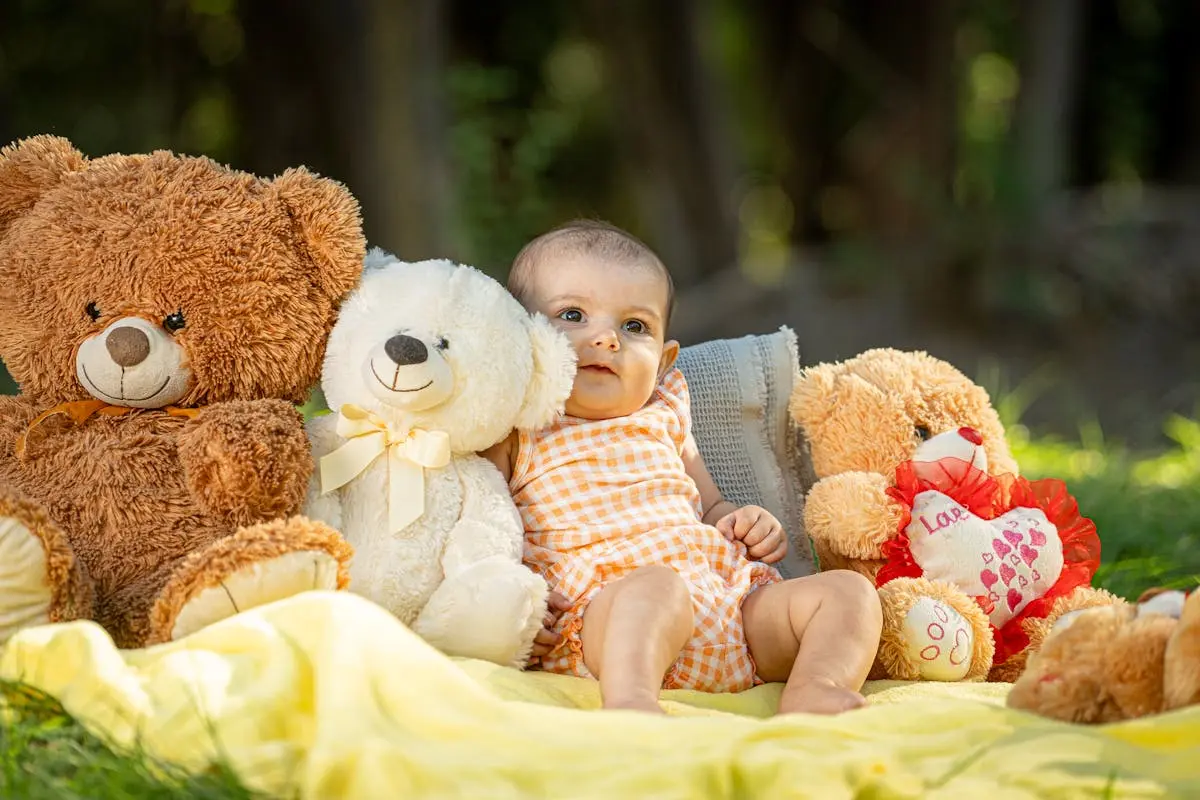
[2, 591, 1197, 799]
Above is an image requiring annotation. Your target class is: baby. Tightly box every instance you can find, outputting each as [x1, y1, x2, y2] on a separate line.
[484, 219, 883, 715]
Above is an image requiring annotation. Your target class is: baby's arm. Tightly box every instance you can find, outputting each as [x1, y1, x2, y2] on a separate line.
[681, 433, 788, 564]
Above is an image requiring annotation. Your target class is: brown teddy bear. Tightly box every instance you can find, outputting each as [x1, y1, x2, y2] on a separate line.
[1007, 587, 1200, 722]
[790, 348, 1124, 683]
[0, 135, 362, 649]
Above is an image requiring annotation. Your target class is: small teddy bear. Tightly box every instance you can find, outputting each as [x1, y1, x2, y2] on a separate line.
[304, 250, 576, 668]
[1007, 587, 1200, 722]
[0, 135, 362, 649]
[790, 348, 1123, 683]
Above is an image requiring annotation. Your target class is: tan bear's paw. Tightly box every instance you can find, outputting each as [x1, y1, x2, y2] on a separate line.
[148, 516, 353, 643]
[0, 487, 93, 643]
[876, 578, 994, 682]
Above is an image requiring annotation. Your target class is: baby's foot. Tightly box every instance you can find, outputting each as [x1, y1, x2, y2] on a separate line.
[603, 690, 666, 714]
[778, 678, 867, 715]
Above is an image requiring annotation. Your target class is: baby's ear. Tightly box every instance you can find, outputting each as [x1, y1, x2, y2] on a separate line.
[515, 312, 577, 431]
[0, 135, 87, 239]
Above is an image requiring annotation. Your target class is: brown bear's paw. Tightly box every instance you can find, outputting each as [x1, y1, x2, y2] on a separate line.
[0, 487, 94, 642]
[146, 516, 353, 644]
[876, 578, 994, 682]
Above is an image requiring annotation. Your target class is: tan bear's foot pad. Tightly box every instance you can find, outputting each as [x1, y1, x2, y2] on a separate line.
[0, 512, 54, 642]
[901, 597, 975, 681]
[170, 550, 342, 641]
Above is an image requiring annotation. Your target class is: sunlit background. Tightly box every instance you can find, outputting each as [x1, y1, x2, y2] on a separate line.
[2, 0, 1198, 595]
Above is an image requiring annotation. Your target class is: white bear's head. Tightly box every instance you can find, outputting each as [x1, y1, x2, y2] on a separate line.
[321, 249, 577, 452]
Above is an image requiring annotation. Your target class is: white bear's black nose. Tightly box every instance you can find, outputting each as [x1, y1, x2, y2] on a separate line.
[384, 334, 428, 366]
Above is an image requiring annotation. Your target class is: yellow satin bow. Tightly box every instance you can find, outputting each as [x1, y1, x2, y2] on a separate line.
[319, 404, 451, 534]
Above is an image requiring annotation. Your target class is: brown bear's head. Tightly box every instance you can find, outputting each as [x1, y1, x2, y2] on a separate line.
[0, 135, 364, 409]
[789, 347, 1018, 480]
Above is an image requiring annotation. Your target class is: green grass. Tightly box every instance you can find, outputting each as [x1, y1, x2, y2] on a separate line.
[2, 407, 1198, 796]
[0, 681, 257, 799]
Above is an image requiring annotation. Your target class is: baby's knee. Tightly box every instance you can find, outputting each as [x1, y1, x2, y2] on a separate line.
[821, 570, 882, 618]
[626, 565, 691, 606]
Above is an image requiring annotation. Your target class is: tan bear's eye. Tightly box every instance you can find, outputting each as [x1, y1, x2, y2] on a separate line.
[914, 425, 932, 441]
[85, 302, 101, 321]
[163, 311, 186, 333]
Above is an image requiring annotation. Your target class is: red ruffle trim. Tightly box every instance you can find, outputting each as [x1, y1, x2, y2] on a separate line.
[878, 457, 1100, 668]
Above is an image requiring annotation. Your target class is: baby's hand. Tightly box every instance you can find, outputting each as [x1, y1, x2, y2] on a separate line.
[527, 591, 572, 667]
[716, 505, 788, 564]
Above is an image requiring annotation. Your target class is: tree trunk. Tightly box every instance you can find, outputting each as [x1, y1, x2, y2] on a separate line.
[583, 0, 740, 285]
[1012, 0, 1085, 219]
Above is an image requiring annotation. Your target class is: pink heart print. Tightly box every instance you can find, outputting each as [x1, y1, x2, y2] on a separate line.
[1019, 544, 1038, 567]
[1003, 529, 1022, 546]
[993, 538, 1012, 558]
[1029, 528, 1047, 546]
[982, 552, 994, 564]
[1000, 563, 1016, 586]
[1007, 588, 1022, 611]
[980, 569, 999, 589]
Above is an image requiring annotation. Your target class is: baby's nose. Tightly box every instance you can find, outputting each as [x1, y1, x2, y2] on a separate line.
[593, 328, 619, 349]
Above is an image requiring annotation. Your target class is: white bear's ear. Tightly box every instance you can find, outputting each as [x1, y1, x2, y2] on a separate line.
[515, 312, 576, 431]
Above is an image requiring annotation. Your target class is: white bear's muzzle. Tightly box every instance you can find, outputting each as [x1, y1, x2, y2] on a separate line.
[364, 333, 454, 411]
[76, 317, 191, 408]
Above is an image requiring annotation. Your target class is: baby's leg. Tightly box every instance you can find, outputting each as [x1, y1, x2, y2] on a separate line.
[742, 570, 883, 715]
[580, 565, 694, 713]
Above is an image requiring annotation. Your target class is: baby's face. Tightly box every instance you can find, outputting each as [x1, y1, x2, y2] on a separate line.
[523, 251, 678, 420]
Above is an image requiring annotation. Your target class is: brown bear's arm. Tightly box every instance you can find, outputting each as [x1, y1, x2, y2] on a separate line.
[177, 398, 313, 526]
[803, 471, 905, 563]
[0, 395, 39, 464]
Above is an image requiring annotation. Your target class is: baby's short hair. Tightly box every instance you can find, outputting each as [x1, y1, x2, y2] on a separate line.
[508, 218, 675, 329]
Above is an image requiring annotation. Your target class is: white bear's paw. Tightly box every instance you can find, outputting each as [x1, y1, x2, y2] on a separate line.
[169, 550, 342, 641]
[0, 511, 55, 643]
[901, 597, 975, 681]
[415, 556, 548, 667]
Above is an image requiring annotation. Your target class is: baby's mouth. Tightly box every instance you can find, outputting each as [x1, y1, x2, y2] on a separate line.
[580, 364, 616, 376]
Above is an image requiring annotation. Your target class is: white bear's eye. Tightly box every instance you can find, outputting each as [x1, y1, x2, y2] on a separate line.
[435, 336, 449, 351]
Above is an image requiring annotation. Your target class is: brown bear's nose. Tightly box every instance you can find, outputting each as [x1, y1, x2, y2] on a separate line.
[384, 334, 428, 366]
[105, 325, 151, 367]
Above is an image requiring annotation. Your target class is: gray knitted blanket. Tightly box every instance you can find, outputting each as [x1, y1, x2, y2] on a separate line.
[677, 327, 815, 579]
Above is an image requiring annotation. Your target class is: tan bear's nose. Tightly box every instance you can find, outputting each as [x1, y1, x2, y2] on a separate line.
[105, 325, 151, 367]
[958, 426, 983, 445]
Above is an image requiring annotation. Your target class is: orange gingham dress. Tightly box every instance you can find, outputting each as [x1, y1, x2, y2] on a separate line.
[512, 367, 782, 692]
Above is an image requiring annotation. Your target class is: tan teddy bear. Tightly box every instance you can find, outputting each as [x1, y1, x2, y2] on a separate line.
[790, 348, 1123, 683]
[1008, 587, 1200, 722]
[0, 135, 361, 649]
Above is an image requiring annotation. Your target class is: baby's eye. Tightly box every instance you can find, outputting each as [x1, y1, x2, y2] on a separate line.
[557, 309, 584, 323]
[622, 319, 648, 335]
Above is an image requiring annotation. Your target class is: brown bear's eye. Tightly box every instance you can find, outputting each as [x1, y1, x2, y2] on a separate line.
[914, 425, 932, 441]
[86, 302, 101, 321]
[163, 311, 186, 333]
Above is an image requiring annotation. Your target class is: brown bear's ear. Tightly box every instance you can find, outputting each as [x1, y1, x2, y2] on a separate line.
[0, 135, 86, 238]
[789, 361, 843, 433]
[272, 167, 366, 301]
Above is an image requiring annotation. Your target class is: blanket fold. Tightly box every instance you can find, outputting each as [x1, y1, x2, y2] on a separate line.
[2, 591, 1197, 799]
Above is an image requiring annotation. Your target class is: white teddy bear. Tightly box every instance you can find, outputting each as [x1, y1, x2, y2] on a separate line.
[304, 250, 576, 667]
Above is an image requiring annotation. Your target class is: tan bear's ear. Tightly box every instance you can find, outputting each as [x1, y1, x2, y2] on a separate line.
[515, 312, 577, 431]
[272, 167, 366, 301]
[789, 361, 842, 433]
[0, 135, 86, 238]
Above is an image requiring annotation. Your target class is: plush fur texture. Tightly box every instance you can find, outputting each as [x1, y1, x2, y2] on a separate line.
[305, 251, 576, 667]
[0, 135, 362, 649]
[791, 348, 1123, 683]
[1008, 588, 1200, 722]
